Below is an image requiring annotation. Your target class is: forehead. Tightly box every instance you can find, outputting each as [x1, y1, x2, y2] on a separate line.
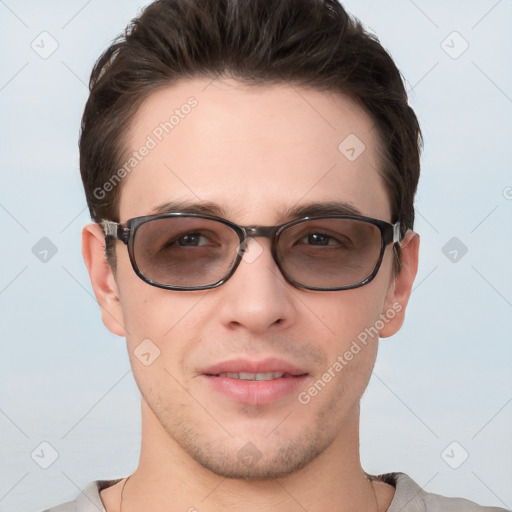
[119, 78, 390, 223]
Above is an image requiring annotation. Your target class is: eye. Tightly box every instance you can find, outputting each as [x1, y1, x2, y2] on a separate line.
[175, 232, 209, 247]
[299, 232, 347, 247]
[156, 230, 217, 252]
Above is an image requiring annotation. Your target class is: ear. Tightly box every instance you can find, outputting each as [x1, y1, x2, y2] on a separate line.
[379, 231, 420, 338]
[82, 223, 127, 337]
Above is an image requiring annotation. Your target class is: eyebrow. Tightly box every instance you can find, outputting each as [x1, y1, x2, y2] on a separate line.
[153, 200, 226, 217]
[285, 201, 362, 219]
[152, 200, 362, 221]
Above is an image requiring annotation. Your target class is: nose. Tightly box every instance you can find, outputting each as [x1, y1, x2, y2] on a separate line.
[216, 238, 298, 334]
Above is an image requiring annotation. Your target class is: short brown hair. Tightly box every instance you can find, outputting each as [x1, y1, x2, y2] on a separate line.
[80, 0, 421, 270]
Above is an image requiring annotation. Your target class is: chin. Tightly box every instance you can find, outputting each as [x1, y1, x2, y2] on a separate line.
[171, 423, 336, 481]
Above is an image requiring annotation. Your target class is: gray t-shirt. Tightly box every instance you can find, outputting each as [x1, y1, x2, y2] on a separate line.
[43, 472, 509, 511]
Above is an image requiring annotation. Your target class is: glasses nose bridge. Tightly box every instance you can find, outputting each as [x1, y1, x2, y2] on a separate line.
[239, 225, 281, 264]
[243, 225, 279, 241]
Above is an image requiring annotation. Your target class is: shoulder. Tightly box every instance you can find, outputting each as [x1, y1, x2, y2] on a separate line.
[42, 479, 121, 512]
[383, 472, 510, 512]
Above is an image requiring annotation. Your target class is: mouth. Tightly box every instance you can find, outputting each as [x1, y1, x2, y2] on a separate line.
[202, 359, 309, 405]
[215, 371, 292, 381]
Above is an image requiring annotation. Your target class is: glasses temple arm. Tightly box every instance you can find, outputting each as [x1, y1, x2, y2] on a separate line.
[392, 222, 401, 244]
[101, 219, 124, 240]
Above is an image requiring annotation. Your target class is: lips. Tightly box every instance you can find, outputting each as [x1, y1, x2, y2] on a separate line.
[201, 358, 308, 405]
[203, 358, 307, 377]
[218, 371, 287, 381]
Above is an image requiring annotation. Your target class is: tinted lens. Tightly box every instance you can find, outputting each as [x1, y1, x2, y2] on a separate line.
[132, 217, 240, 288]
[276, 218, 383, 289]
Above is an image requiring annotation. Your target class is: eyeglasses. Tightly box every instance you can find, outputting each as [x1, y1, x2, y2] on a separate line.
[102, 213, 401, 291]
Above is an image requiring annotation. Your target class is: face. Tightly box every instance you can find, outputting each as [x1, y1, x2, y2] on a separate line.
[84, 78, 418, 480]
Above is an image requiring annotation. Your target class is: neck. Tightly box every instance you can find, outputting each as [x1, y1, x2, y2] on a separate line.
[103, 400, 393, 512]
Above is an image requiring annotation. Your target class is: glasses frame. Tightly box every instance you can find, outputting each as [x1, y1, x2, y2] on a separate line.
[102, 213, 401, 292]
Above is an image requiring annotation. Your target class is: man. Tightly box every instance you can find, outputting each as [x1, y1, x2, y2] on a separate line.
[44, 0, 507, 510]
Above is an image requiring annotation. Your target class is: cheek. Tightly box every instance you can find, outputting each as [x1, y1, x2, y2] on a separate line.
[115, 266, 211, 384]
[115, 250, 178, 338]
[316, 285, 387, 345]
[308, 264, 394, 389]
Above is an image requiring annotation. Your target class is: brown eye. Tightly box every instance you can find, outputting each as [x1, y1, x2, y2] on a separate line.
[176, 233, 209, 247]
[299, 232, 346, 247]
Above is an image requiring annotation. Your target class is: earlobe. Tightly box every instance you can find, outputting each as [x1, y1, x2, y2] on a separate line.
[379, 231, 420, 338]
[82, 223, 127, 337]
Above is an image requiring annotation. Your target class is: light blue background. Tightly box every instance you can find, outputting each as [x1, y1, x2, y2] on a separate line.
[1, 1, 511, 511]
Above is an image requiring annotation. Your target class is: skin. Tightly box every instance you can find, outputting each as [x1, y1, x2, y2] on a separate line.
[82, 78, 419, 512]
